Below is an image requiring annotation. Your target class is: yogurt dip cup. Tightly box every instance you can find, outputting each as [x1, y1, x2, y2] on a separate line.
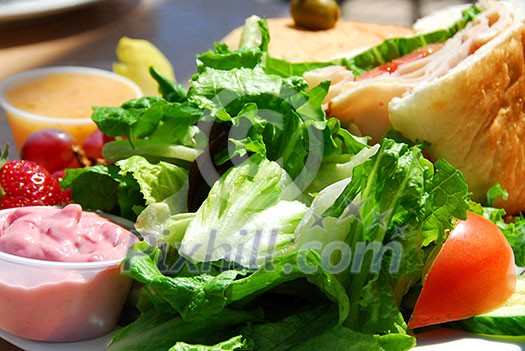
[0, 205, 137, 342]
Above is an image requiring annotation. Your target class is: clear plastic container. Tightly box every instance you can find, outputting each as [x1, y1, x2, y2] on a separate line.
[0, 205, 136, 342]
[0, 249, 132, 342]
[0, 66, 142, 152]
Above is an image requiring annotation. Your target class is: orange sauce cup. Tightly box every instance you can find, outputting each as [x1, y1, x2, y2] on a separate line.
[0, 66, 142, 152]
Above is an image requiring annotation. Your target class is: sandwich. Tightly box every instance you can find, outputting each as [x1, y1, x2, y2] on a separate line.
[224, 0, 525, 215]
[389, 0, 525, 215]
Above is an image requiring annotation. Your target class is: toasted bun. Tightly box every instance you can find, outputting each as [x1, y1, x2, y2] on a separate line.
[222, 17, 413, 62]
[390, 1, 525, 214]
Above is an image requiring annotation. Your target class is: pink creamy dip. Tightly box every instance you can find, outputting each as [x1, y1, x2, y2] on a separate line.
[0, 204, 136, 262]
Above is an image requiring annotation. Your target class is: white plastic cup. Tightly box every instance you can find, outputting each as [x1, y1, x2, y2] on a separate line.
[0, 66, 142, 152]
[0, 206, 136, 342]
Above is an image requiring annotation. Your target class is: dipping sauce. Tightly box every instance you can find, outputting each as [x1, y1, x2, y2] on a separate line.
[0, 66, 142, 152]
[0, 205, 137, 342]
[0, 204, 136, 262]
[5, 73, 137, 119]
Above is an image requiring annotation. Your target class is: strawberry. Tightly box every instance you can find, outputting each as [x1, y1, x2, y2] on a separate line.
[0, 147, 72, 209]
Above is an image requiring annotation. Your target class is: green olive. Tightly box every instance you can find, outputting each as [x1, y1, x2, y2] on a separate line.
[290, 0, 340, 31]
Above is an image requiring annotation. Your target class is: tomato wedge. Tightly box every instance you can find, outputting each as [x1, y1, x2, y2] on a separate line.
[408, 211, 516, 329]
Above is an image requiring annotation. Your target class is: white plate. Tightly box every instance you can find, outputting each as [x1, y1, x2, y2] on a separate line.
[0, 0, 105, 22]
[1, 327, 524, 351]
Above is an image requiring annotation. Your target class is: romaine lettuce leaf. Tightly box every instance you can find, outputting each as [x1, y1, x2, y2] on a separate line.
[117, 155, 188, 205]
[499, 217, 525, 268]
[149, 66, 188, 103]
[92, 93, 204, 165]
[108, 307, 259, 351]
[179, 157, 307, 268]
[288, 325, 415, 351]
[136, 208, 195, 247]
[241, 305, 340, 350]
[295, 138, 469, 333]
[113, 241, 351, 350]
[196, 47, 263, 72]
[470, 199, 525, 267]
[168, 335, 249, 351]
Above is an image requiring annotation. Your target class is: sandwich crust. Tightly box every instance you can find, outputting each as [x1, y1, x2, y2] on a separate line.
[222, 17, 413, 62]
[390, 16, 525, 214]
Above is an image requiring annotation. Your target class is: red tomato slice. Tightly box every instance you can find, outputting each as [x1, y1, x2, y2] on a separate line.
[357, 43, 444, 81]
[408, 211, 516, 329]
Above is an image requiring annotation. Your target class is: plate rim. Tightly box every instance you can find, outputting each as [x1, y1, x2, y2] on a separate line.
[0, 0, 105, 22]
[1, 327, 524, 351]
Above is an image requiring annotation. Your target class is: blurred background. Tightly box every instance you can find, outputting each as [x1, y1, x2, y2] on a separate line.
[276, 0, 471, 25]
[340, 0, 470, 24]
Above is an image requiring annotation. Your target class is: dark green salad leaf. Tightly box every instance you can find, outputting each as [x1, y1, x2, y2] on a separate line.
[61, 165, 144, 220]
[469, 193, 525, 268]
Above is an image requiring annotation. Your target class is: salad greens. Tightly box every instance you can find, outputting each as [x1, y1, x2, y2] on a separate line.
[61, 164, 144, 220]
[61, 7, 525, 351]
[469, 187, 525, 268]
[178, 157, 308, 268]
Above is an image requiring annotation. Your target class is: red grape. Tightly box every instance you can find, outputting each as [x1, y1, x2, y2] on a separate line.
[21, 129, 80, 174]
[83, 129, 114, 161]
